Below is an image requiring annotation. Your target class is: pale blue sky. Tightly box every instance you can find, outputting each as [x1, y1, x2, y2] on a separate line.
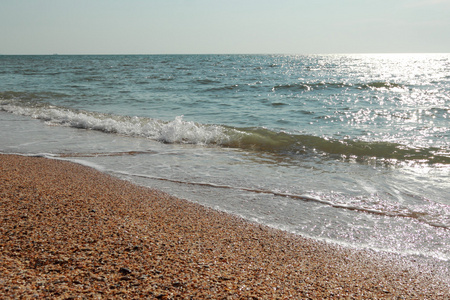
[1, 0, 449, 54]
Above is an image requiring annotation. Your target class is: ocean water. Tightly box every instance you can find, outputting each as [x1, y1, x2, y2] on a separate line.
[1, 54, 449, 263]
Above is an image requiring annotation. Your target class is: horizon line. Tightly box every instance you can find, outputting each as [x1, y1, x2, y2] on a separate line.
[1, 52, 449, 56]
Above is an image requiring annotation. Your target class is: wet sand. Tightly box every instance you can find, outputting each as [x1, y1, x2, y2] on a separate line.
[1, 154, 448, 299]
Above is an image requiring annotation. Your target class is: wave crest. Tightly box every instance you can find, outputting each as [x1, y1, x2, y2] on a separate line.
[271, 81, 406, 92]
[224, 127, 450, 164]
[2, 95, 448, 164]
[0, 98, 230, 145]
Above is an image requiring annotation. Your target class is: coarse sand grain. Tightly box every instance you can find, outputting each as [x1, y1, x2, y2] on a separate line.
[1, 154, 449, 299]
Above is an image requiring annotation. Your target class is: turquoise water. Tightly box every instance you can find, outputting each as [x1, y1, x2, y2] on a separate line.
[1, 54, 449, 262]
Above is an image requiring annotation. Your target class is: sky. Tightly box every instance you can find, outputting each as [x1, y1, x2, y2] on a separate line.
[1, 0, 449, 55]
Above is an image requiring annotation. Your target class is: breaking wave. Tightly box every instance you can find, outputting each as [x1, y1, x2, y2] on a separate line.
[1, 94, 448, 165]
[0, 98, 229, 145]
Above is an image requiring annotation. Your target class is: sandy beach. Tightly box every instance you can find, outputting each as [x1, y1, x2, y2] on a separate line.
[0, 154, 448, 299]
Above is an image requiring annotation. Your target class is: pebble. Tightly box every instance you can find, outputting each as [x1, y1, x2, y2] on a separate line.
[119, 268, 132, 275]
[1, 154, 449, 299]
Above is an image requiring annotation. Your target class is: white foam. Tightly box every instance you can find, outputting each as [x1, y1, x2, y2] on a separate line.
[1, 103, 230, 146]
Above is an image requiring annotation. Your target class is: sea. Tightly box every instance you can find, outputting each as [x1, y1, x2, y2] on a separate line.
[1, 54, 449, 265]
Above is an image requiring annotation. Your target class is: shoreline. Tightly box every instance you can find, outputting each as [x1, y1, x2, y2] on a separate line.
[1, 154, 448, 298]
